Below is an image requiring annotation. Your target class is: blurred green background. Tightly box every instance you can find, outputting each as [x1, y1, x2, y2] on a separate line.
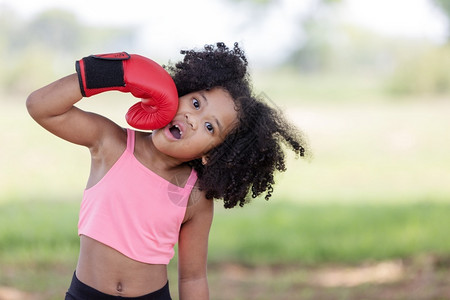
[1, 0, 450, 299]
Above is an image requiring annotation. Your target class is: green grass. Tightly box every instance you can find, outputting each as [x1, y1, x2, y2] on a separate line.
[210, 200, 450, 265]
[0, 200, 79, 265]
[2, 200, 450, 268]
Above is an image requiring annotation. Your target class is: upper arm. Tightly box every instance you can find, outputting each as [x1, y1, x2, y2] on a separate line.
[26, 73, 121, 149]
[178, 191, 214, 280]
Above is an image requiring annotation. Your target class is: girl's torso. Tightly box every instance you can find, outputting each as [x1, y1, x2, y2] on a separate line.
[76, 128, 193, 297]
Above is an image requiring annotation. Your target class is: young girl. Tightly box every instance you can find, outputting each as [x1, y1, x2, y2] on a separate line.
[26, 42, 307, 300]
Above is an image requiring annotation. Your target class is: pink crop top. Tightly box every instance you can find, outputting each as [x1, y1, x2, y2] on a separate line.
[78, 129, 198, 264]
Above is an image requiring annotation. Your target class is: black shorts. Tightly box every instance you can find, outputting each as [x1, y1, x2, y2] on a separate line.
[65, 272, 172, 300]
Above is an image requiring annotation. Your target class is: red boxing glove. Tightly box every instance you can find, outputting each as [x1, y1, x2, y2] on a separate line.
[76, 52, 178, 130]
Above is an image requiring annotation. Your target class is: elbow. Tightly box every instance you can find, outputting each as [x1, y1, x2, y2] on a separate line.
[25, 92, 35, 116]
[26, 91, 36, 115]
[26, 90, 41, 120]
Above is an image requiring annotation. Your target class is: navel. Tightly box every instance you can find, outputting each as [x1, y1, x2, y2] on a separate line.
[116, 282, 123, 293]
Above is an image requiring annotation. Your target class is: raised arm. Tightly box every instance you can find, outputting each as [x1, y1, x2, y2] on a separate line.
[26, 52, 179, 148]
[26, 73, 117, 148]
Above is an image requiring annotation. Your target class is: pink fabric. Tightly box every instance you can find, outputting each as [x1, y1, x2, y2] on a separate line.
[78, 129, 197, 264]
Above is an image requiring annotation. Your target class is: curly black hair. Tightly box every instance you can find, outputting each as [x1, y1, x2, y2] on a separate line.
[166, 42, 308, 208]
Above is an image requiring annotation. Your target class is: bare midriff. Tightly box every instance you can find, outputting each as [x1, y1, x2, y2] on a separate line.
[76, 235, 168, 297]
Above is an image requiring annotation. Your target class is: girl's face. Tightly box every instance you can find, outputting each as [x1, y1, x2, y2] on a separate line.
[152, 87, 238, 161]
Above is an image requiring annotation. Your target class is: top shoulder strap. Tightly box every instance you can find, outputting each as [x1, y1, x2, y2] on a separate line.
[126, 128, 135, 153]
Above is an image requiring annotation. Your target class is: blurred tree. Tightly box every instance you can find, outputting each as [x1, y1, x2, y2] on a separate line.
[386, 44, 450, 96]
[0, 8, 136, 94]
[432, 0, 450, 40]
[286, 0, 342, 72]
[224, 0, 343, 72]
[22, 9, 136, 55]
[383, 0, 450, 96]
[26, 10, 81, 53]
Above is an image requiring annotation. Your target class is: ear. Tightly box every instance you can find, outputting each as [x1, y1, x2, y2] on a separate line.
[201, 156, 208, 166]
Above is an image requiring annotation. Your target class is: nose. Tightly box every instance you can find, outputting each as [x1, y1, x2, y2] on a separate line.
[185, 113, 197, 130]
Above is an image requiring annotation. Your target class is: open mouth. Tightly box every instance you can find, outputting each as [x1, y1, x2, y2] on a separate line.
[169, 124, 182, 139]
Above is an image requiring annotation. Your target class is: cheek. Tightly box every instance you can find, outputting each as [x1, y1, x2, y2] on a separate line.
[188, 134, 215, 152]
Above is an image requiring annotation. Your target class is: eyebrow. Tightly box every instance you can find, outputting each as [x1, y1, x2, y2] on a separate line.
[199, 91, 223, 134]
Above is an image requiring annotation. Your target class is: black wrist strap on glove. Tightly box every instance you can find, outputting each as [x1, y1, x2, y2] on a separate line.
[75, 52, 130, 96]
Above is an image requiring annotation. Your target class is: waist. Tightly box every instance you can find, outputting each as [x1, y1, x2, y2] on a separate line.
[76, 235, 168, 297]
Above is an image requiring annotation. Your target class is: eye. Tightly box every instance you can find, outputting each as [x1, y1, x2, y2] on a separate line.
[205, 122, 214, 133]
[192, 98, 200, 109]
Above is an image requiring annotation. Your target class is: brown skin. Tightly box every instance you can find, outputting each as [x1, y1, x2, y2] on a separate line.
[26, 74, 238, 299]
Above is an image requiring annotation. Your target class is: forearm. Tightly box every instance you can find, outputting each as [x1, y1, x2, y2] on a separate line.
[26, 73, 82, 122]
[25, 73, 108, 147]
[179, 277, 209, 300]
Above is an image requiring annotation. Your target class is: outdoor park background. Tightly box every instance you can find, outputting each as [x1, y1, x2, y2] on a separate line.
[1, 0, 450, 299]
